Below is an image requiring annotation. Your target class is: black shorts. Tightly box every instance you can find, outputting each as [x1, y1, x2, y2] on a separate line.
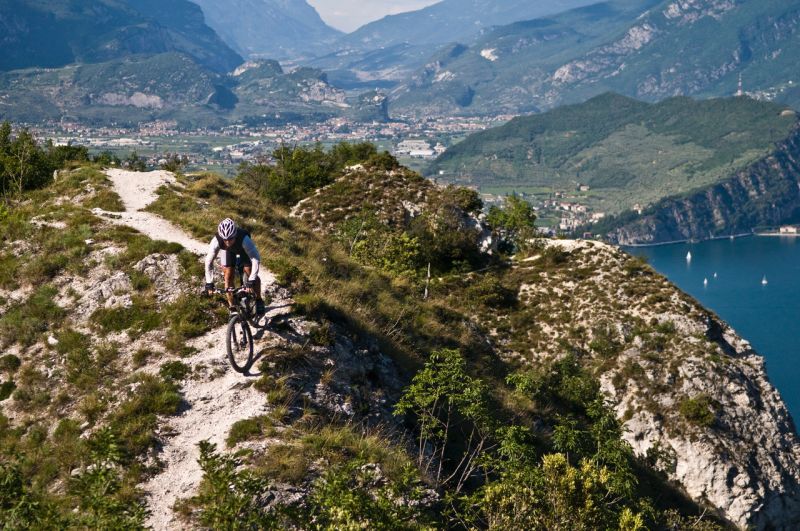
[220, 252, 252, 273]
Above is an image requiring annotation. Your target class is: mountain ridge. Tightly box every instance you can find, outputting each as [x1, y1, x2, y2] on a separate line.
[190, 0, 342, 60]
[390, 0, 800, 116]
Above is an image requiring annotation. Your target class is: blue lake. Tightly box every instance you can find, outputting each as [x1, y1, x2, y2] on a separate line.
[628, 236, 800, 421]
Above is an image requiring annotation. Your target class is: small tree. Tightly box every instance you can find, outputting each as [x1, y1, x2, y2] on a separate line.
[395, 348, 495, 493]
[123, 151, 147, 172]
[160, 153, 189, 173]
[487, 195, 537, 254]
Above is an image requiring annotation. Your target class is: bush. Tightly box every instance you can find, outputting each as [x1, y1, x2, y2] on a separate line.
[301, 461, 433, 530]
[679, 395, 716, 427]
[0, 354, 21, 373]
[192, 441, 280, 529]
[237, 142, 384, 205]
[0, 380, 15, 401]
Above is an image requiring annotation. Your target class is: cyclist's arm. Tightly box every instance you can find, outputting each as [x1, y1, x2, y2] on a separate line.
[204, 237, 221, 284]
[242, 235, 261, 281]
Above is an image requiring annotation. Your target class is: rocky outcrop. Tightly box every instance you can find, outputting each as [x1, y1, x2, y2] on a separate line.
[491, 240, 800, 528]
[607, 124, 800, 245]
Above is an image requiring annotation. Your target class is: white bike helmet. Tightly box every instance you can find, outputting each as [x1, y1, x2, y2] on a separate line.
[217, 218, 237, 240]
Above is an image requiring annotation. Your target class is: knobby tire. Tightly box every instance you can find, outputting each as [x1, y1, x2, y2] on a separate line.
[226, 314, 254, 372]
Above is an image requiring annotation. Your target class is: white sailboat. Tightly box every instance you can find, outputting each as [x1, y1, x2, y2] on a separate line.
[761, 275, 768, 286]
[713, 272, 718, 279]
[686, 251, 692, 262]
[703, 277, 708, 287]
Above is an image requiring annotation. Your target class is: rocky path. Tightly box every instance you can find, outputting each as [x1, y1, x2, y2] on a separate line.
[98, 169, 287, 529]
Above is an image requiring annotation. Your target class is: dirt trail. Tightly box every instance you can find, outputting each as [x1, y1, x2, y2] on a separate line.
[98, 169, 286, 530]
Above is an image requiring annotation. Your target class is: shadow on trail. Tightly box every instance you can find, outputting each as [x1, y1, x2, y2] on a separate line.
[243, 313, 310, 377]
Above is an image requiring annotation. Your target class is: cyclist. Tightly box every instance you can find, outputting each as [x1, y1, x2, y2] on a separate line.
[204, 218, 266, 316]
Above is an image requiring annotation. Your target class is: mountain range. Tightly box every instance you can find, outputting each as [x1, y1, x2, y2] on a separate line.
[390, 0, 800, 116]
[337, 0, 598, 50]
[190, 0, 342, 60]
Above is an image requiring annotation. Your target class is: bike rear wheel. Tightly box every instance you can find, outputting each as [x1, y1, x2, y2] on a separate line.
[226, 314, 253, 372]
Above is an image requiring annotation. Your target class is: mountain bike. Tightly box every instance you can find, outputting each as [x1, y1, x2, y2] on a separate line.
[211, 287, 259, 372]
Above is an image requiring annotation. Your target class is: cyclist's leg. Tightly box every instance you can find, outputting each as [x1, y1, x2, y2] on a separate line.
[242, 264, 262, 302]
[220, 250, 236, 308]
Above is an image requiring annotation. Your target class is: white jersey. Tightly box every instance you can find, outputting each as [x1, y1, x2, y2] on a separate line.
[204, 233, 261, 284]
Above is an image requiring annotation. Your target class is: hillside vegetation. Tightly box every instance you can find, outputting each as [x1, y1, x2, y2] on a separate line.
[431, 94, 798, 214]
[2, 130, 798, 528]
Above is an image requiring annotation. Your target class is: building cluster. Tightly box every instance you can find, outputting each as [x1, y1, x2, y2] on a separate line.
[33, 114, 509, 168]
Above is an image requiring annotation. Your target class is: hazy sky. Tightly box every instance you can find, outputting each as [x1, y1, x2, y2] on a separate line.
[307, 0, 440, 32]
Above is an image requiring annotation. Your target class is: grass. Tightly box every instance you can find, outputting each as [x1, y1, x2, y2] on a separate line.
[250, 423, 414, 486]
[226, 415, 277, 447]
[109, 374, 182, 461]
[0, 285, 65, 348]
[160, 361, 191, 383]
[163, 294, 228, 353]
[90, 296, 161, 335]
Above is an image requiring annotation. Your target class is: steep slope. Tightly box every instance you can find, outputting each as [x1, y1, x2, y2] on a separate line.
[430, 93, 798, 215]
[0, 0, 242, 73]
[191, 0, 342, 60]
[392, 0, 800, 116]
[5, 146, 800, 528]
[602, 123, 800, 244]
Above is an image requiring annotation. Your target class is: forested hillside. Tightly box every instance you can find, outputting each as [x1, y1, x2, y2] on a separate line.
[431, 93, 798, 214]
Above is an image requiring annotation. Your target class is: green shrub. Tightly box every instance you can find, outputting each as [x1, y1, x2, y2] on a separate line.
[192, 441, 281, 528]
[301, 460, 434, 530]
[0, 354, 21, 373]
[0, 380, 15, 401]
[679, 395, 716, 427]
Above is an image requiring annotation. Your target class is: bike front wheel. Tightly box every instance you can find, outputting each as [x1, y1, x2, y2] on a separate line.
[226, 314, 253, 372]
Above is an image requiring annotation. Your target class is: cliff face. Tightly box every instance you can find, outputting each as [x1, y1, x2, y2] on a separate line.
[607, 124, 800, 245]
[490, 240, 800, 528]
